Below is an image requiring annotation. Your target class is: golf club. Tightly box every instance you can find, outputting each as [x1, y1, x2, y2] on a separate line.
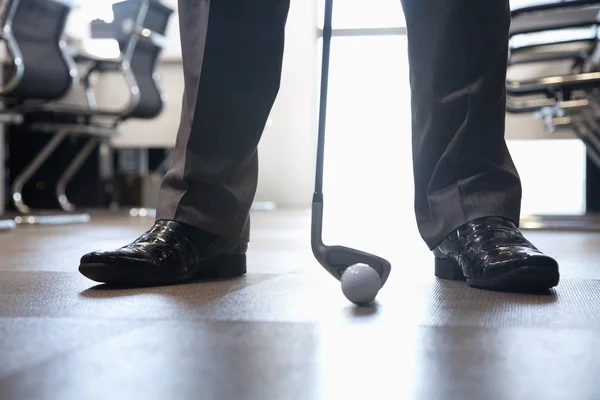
[311, 0, 392, 286]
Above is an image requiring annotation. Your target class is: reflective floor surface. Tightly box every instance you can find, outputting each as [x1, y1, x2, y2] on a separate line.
[0, 210, 600, 399]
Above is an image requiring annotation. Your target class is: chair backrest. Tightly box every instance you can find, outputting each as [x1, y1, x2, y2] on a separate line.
[1, 0, 75, 102]
[111, 0, 173, 119]
[111, 0, 172, 45]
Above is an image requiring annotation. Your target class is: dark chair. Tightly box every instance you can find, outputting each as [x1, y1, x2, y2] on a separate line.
[55, 0, 172, 121]
[10, 0, 173, 220]
[0, 0, 85, 226]
[506, 0, 600, 113]
[1, 0, 77, 104]
[506, 0, 600, 230]
[506, 1, 600, 138]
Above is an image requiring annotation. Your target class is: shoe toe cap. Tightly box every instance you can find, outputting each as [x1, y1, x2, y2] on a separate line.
[80, 250, 106, 264]
[80, 249, 141, 265]
[523, 252, 559, 269]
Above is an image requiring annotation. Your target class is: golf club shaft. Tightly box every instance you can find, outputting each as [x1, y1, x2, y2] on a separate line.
[310, 0, 392, 286]
[314, 0, 333, 198]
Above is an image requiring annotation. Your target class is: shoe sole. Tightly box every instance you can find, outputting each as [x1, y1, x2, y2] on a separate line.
[434, 257, 559, 293]
[79, 254, 247, 286]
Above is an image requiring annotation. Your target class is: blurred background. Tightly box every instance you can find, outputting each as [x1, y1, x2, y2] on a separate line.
[0, 0, 594, 250]
[5, 2, 600, 397]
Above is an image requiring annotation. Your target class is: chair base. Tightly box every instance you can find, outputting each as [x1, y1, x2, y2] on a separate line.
[12, 212, 91, 226]
[128, 207, 155, 217]
[520, 213, 600, 231]
[127, 202, 277, 219]
[0, 219, 17, 231]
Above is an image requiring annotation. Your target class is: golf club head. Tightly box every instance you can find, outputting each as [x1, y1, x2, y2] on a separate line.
[311, 198, 392, 284]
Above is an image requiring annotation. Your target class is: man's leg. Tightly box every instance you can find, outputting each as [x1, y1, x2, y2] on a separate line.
[401, 0, 559, 291]
[157, 0, 291, 243]
[402, 0, 520, 248]
[79, 0, 290, 285]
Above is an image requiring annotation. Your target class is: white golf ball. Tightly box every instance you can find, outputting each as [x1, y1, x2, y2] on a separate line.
[340, 263, 382, 305]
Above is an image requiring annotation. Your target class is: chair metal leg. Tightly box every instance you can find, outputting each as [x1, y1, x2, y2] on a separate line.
[127, 201, 277, 220]
[10, 130, 91, 226]
[129, 207, 155, 217]
[0, 219, 16, 231]
[12, 130, 68, 214]
[56, 138, 99, 212]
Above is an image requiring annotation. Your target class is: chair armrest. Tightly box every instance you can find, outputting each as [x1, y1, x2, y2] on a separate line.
[0, 32, 24, 96]
[507, 71, 600, 95]
[508, 49, 589, 65]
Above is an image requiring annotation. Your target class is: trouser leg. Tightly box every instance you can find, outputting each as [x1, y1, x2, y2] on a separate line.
[401, 0, 522, 249]
[157, 0, 290, 242]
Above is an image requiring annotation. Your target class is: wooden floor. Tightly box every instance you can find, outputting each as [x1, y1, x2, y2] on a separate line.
[1, 209, 600, 399]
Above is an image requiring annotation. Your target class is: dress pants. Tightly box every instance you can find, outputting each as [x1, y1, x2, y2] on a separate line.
[156, 0, 523, 250]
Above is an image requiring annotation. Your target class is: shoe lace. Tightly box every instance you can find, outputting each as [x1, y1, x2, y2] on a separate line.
[458, 218, 531, 258]
[133, 223, 177, 245]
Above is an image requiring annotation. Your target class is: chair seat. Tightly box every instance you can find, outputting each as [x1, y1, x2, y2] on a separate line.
[15, 100, 127, 127]
[29, 120, 119, 138]
[21, 108, 119, 138]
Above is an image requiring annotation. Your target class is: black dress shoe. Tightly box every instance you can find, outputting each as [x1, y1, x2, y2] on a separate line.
[79, 220, 247, 286]
[433, 216, 559, 292]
